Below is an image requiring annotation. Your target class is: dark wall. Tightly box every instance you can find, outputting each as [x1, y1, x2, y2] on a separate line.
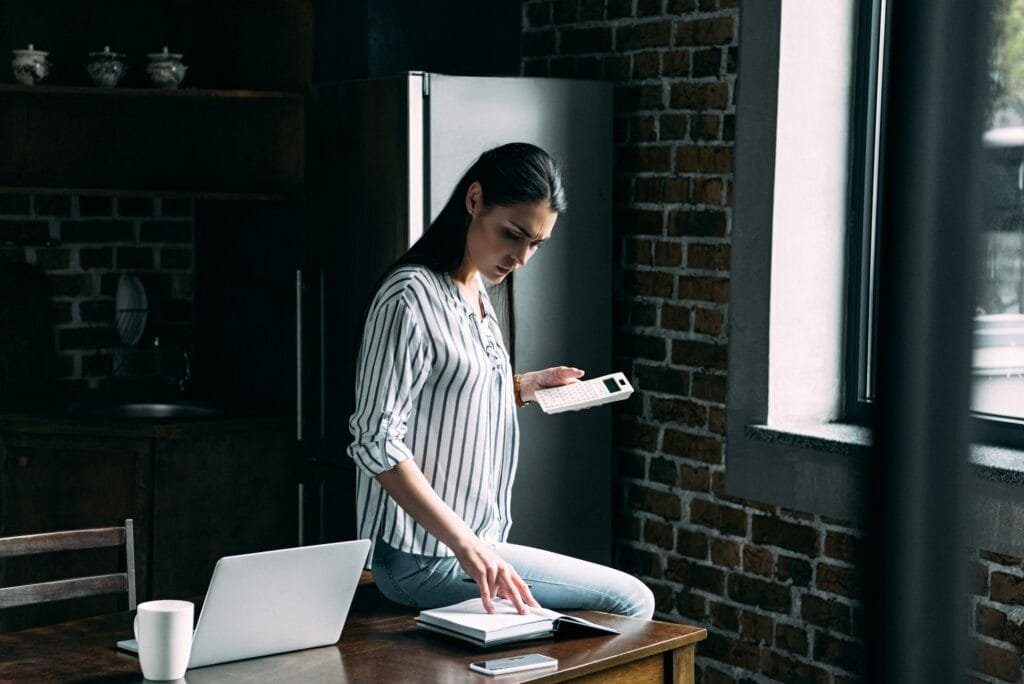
[315, 0, 523, 82]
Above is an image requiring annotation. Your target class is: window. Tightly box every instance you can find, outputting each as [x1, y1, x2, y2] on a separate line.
[846, 0, 1024, 444]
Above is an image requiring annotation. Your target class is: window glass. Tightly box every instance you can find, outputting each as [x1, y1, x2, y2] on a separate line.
[975, 0, 1024, 420]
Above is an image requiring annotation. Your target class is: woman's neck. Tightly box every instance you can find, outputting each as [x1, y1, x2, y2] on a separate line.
[449, 265, 484, 318]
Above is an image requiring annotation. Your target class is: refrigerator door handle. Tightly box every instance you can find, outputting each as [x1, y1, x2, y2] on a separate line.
[296, 268, 303, 442]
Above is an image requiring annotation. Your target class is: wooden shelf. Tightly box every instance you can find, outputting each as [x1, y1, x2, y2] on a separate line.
[0, 0, 312, 198]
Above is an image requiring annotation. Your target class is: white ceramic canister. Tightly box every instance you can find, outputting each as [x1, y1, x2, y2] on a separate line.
[11, 44, 50, 86]
[146, 46, 187, 89]
[86, 46, 127, 87]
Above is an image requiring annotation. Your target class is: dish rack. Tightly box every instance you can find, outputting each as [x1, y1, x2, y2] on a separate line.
[115, 274, 148, 346]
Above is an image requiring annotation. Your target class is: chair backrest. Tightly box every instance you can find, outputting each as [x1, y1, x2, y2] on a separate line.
[0, 519, 136, 611]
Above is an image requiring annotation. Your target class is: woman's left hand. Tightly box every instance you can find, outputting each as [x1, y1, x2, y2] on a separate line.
[518, 366, 585, 404]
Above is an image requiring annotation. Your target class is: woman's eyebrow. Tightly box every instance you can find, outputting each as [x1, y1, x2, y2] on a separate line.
[510, 221, 546, 241]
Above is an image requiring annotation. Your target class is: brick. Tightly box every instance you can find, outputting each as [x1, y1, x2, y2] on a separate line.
[62, 220, 133, 243]
[680, 464, 711, 491]
[759, 650, 830, 684]
[618, 145, 672, 173]
[740, 611, 773, 644]
[617, 21, 673, 51]
[802, 595, 851, 634]
[660, 303, 692, 331]
[675, 588, 706, 618]
[629, 483, 681, 520]
[981, 550, 1024, 567]
[709, 600, 739, 631]
[561, 27, 612, 54]
[678, 276, 729, 303]
[48, 274, 93, 297]
[636, 364, 689, 395]
[80, 300, 114, 323]
[549, 57, 577, 78]
[668, 0, 697, 10]
[691, 372, 726, 402]
[814, 631, 862, 674]
[660, 113, 689, 141]
[526, 1, 552, 26]
[708, 406, 726, 434]
[702, 631, 760, 671]
[616, 208, 664, 235]
[663, 429, 721, 463]
[50, 301, 72, 323]
[775, 622, 809, 656]
[619, 545, 662, 577]
[972, 561, 990, 596]
[677, 145, 735, 174]
[671, 338, 727, 370]
[633, 177, 663, 204]
[160, 247, 193, 269]
[691, 113, 723, 142]
[751, 515, 819, 556]
[825, 531, 863, 563]
[649, 456, 678, 486]
[0, 220, 49, 244]
[711, 537, 740, 568]
[698, 0, 716, 9]
[776, 555, 812, 587]
[816, 563, 862, 600]
[624, 238, 653, 265]
[690, 498, 747, 536]
[976, 604, 1024, 647]
[0, 195, 30, 215]
[618, 332, 666, 361]
[743, 545, 773, 577]
[619, 451, 646, 478]
[617, 514, 642, 542]
[694, 306, 725, 335]
[728, 573, 791, 613]
[58, 326, 118, 350]
[670, 81, 730, 109]
[677, 528, 709, 559]
[630, 115, 658, 142]
[34, 247, 70, 270]
[602, 55, 632, 80]
[670, 209, 727, 237]
[664, 177, 691, 201]
[694, 178, 724, 205]
[116, 247, 155, 269]
[973, 637, 1023, 682]
[644, 519, 675, 549]
[623, 270, 673, 298]
[661, 49, 691, 77]
[578, 0, 604, 20]
[523, 58, 550, 77]
[632, 51, 660, 80]
[692, 47, 723, 78]
[614, 84, 664, 111]
[522, 29, 556, 57]
[551, 0, 578, 22]
[688, 242, 730, 270]
[80, 247, 113, 269]
[653, 240, 682, 267]
[79, 196, 114, 216]
[637, 0, 664, 16]
[665, 558, 725, 594]
[650, 397, 707, 427]
[82, 352, 114, 377]
[35, 195, 72, 217]
[993, 572, 1024, 605]
[723, 113, 736, 142]
[676, 17, 736, 46]
[702, 667, 734, 684]
[630, 301, 658, 326]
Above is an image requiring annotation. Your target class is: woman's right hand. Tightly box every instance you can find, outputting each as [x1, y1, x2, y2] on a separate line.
[454, 538, 538, 615]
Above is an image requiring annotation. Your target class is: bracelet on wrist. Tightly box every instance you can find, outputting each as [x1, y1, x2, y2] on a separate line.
[513, 374, 530, 408]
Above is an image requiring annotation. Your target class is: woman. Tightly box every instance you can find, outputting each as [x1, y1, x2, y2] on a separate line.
[347, 142, 654, 619]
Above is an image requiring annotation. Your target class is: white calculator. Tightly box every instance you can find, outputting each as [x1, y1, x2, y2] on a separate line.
[534, 372, 634, 414]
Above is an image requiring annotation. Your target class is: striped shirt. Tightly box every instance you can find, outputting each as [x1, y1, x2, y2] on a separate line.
[347, 265, 519, 563]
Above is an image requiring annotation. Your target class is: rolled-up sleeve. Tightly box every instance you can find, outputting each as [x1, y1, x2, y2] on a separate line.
[347, 294, 430, 478]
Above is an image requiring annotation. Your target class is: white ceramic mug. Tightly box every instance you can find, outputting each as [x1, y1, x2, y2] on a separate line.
[134, 600, 194, 681]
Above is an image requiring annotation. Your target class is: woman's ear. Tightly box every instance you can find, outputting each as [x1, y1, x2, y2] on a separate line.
[465, 181, 482, 216]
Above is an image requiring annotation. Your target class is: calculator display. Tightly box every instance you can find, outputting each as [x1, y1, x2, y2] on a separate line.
[603, 378, 620, 393]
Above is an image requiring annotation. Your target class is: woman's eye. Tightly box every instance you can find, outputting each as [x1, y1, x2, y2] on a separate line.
[505, 230, 521, 241]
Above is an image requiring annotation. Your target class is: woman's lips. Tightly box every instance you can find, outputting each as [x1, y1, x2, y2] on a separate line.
[496, 265, 513, 276]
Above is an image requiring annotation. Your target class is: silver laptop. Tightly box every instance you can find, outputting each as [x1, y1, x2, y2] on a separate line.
[118, 539, 371, 669]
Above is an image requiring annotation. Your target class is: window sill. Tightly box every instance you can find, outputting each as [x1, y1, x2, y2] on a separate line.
[737, 422, 1024, 555]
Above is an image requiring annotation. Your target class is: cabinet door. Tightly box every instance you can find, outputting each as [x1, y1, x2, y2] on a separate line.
[151, 427, 298, 599]
[0, 432, 151, 631]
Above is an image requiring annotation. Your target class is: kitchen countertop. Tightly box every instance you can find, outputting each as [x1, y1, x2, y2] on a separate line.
[0, 410, 293, 438]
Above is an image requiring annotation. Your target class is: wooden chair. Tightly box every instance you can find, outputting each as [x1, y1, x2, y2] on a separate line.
[0, 520, 136, 611]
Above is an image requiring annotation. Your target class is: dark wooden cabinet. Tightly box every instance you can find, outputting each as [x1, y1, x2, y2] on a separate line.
[0, 0, 312, 198]
[0, 416, 297, 631]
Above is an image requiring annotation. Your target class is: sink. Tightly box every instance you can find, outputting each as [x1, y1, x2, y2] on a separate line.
[86, 401, 223, 420]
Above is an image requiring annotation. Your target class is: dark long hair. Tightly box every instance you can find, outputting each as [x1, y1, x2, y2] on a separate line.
[387, 142, 566, 365]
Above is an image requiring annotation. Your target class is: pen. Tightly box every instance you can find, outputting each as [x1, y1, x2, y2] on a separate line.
[461, 578, 533, 589]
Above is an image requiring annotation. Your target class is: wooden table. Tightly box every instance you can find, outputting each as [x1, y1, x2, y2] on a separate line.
[0, 583, 706, 682]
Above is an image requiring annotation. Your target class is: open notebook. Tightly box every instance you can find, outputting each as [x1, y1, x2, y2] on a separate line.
[415, 598, 618, 648]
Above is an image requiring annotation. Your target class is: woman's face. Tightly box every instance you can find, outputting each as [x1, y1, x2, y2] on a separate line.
[463, 181, 559, 284]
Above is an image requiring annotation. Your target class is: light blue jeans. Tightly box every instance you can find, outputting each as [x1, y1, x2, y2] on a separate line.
[372, 539, 655, 619]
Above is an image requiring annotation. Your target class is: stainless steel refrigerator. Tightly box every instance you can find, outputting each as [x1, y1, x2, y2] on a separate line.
[307, 73, 614, 563]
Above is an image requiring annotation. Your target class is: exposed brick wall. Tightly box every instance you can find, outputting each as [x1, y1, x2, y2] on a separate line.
[0, 195, 194, 394]
[522, 1, 1024, 682]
